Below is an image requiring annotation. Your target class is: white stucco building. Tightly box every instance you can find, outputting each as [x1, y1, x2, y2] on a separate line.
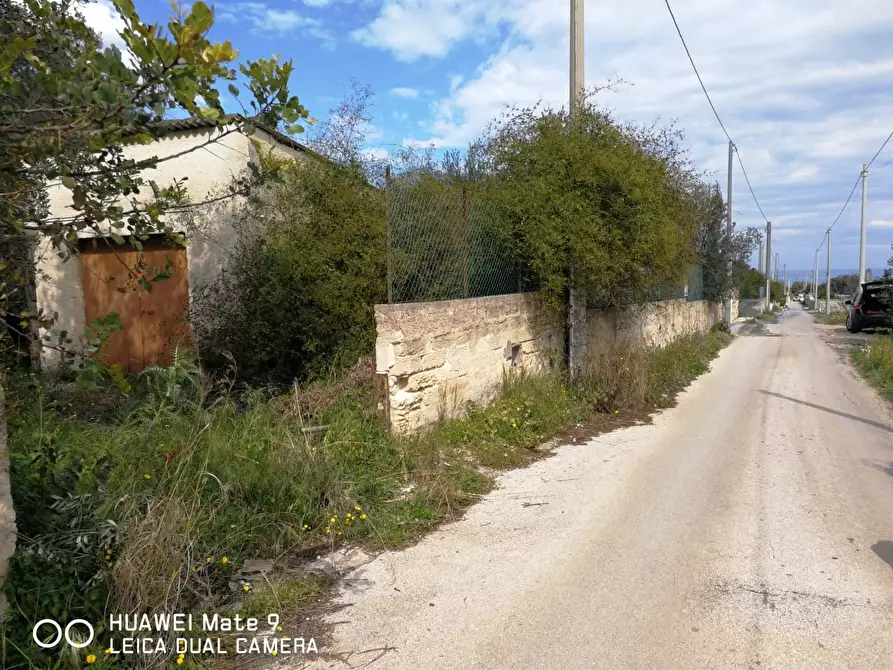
[34, 116, 315, 371]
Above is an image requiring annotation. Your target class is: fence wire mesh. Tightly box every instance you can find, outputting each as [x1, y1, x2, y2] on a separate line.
[647, 264, 706, 302]
[386, 177, 709, 306]
[387, 181, 527, 303]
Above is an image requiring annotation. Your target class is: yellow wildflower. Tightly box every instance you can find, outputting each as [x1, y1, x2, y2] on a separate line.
[360, 514, 367, 520]
[243, 584, 251, 592]
[86, 654, 97, 664]
[271, 650, 278, 656]
[143, 473, 152, 480]
[221, 556, 229, 565]
[277, 625, 283, 632]
[354, 505, 361, 511]
[105, 649, 112, 655]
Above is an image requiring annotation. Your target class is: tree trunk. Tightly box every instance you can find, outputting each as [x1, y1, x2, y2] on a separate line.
[0, 377, 16, 619]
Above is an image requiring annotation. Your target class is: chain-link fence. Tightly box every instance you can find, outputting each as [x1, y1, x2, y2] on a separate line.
[646, 264, 706, 302]
[385, 175, 711, 306]
[387, 179, 528, 304]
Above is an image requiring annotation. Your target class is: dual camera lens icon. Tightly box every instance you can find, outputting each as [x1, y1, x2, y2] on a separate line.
[32, 619, 96, 649]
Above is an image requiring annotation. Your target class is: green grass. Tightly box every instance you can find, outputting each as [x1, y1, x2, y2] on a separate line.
[3, 328, 733, 668]
[814, 311, 848, 326]
[852, 334, 893, 403]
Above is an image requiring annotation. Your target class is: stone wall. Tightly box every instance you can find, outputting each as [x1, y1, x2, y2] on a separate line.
[581, 299, 720, 359]
[376, 293, 721, 434]
[375, 294, 564, 435]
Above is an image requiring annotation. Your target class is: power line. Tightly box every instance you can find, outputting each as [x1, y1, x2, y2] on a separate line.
[663, 0, 769, 223]
[867, 128, 893, 168]
[829, 175, 862, 233]
[735, 152, 768, 222]
[820, 127, 893, 249]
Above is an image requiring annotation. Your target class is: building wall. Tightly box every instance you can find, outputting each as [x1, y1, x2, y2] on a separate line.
[376, 294, 722, 434]
[34, 125, 303, 368]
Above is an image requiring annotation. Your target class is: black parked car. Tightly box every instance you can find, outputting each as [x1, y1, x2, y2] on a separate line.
[845, 280, 893, 333]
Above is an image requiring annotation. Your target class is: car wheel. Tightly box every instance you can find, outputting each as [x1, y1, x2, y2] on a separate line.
[847, 313, 860, 333]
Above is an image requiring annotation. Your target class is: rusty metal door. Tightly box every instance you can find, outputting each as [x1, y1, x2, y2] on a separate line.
[80, 239, 191, 372]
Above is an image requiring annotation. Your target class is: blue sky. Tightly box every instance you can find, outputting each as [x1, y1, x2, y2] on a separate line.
[83, 0, 893, 273]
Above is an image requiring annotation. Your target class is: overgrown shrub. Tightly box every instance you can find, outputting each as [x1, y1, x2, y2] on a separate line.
[478, 99, 703, 307]
[194, 159, 386, 382]
[578, 329, 732, 410]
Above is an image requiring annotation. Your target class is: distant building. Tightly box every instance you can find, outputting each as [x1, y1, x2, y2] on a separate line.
[866, 269, 873, 281]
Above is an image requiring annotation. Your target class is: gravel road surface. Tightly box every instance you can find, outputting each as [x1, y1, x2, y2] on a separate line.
[304, 304, 893, 669]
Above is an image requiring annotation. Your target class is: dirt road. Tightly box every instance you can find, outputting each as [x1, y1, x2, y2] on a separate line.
[306, 305, 893, 669]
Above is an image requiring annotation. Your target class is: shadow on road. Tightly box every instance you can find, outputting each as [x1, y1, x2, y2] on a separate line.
[871, 541, 893, 571]
[863, 460, 893, 478]
[758, 390, 893, 434]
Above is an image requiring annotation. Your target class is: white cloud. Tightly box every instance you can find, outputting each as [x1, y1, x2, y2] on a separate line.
[351, 0, 505, 61]
[390, 87, 420, 99]
[218, 3, 328, 37]
[81, 0, 126, 50]
[356, 0, 893, 268]
[361, 147, 390, 162]
[393, 111, 410, 121]
[303, 0, 331, 5]
[870, 219, 893, 228]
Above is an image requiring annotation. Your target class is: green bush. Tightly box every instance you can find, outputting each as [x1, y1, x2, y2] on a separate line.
[853, 335, 893, 402]
[195, 159, 386, 382]
[478, 101, 699, 307]
[738, 268, 766, 299]
[3, 327, 734, 667]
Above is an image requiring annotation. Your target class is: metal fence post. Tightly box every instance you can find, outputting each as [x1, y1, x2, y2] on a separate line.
[385, 165, 393, 304]
[462, 186, 470, 299]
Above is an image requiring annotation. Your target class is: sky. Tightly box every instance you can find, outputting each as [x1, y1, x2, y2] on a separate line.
[83, 0, 893, 273]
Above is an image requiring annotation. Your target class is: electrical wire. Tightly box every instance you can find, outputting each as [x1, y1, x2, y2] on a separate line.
[828, 175, 862, 233]
[817, 127, 893, 249]
[663, 0, 770, 223]
[867, 128, 893, 169]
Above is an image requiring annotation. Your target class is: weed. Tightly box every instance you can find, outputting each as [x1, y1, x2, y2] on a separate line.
[4, 330, 732, 668]
[814, 311, 848, 326]
[852, 334, 893, 403]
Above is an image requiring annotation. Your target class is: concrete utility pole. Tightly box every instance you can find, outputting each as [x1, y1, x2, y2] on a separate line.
[724, 140, 734, 324]
[825, 227, 831, 315]
[774, 253, 779, 282]
[813, 248, 819, 309]
[859, 164, 868, 284]
[566, 0, 584, 378]
[765, 221, 772, 310]
[758, 238, 764, 274]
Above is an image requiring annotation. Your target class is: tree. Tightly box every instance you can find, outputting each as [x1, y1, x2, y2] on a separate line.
[477, 95, 700, 308]
[0, 0, 309, 592]
[692, 183, 761, 302]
